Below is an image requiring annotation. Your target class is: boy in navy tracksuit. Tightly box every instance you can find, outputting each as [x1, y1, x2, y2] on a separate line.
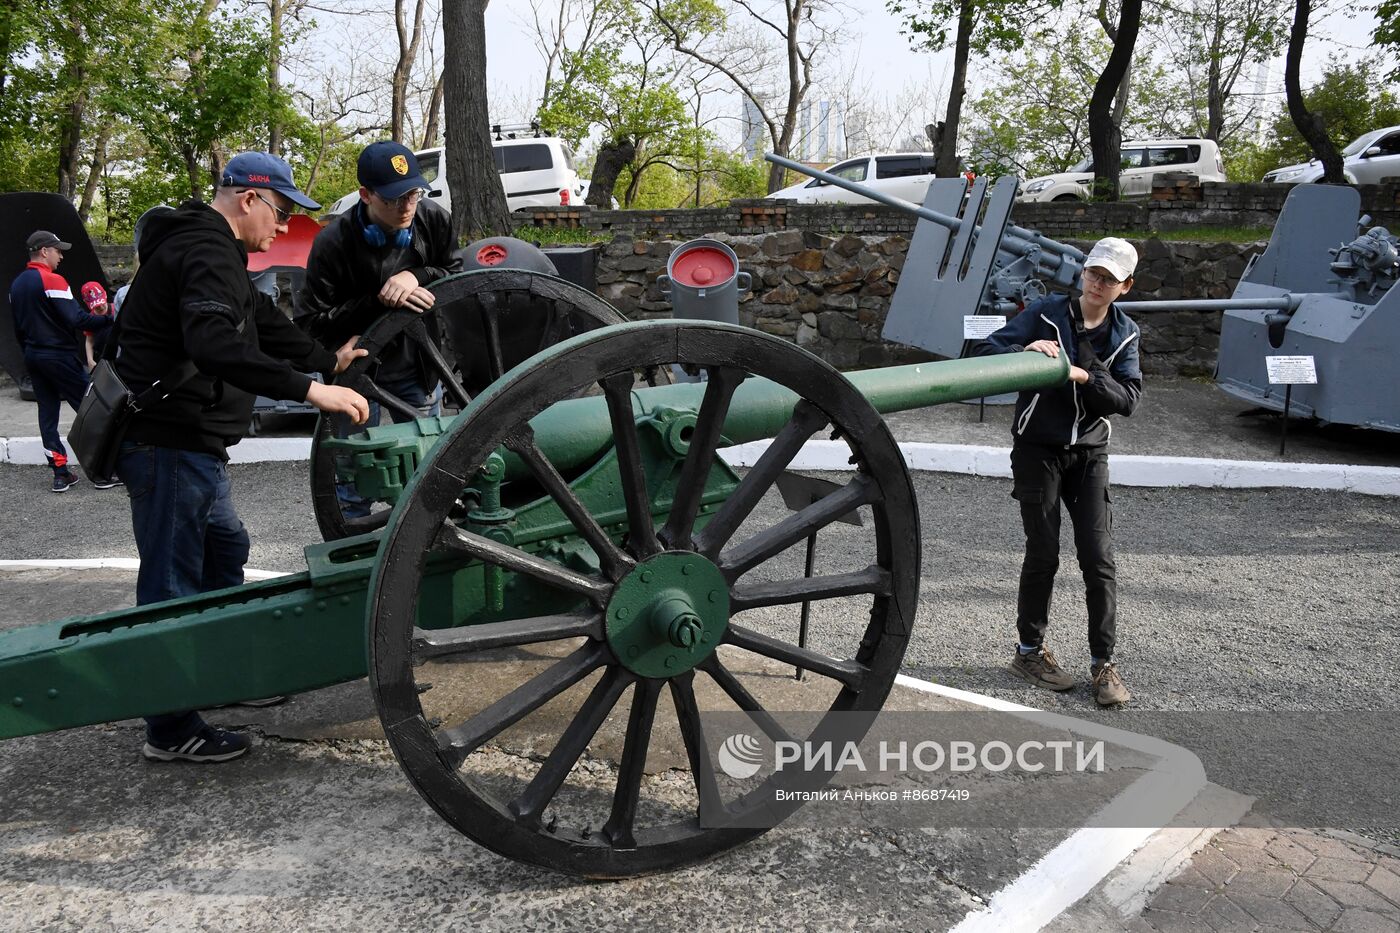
[8, 230, 117, 492]
[971, 237, 1143, 706]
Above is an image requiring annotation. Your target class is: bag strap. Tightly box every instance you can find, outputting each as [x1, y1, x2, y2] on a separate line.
[1069, 299, 1103, 369]
[103, 287, 201, 413]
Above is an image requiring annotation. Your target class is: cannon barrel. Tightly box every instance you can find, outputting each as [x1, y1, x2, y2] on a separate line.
[763, 152, 1086, 277]
[1120, 296, 1302, 313]
[0, 348, 1065, 740]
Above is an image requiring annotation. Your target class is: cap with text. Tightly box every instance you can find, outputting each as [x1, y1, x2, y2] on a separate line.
[27, 230, 72, 252]
[1083, 237, 1138, 283]
[220, 151, 320, 211]
[358, 141, 429, 200]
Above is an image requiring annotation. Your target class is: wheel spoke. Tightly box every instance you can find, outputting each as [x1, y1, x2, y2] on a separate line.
[669, 673, 724, 820]
[719, 474, 879, 581]
[435, 642, 609, 768]
[660, 367, 746, 550]
[602, 678, 663, 847]
[601, 372, 661, 558]
[503, 425, 635, 581]
[342, 508, 393, 535]
[413, 610, 602, 660]
[699, 656, 796, 747]
[510, 666, 634, 829]
[478, 292, 507, 382]
[724, 623, 869, 691]
[693, 401, 829, 557]
[434, 519, 612, 604]
[729, 566, 891, 612]
[356, 377, 424, 422]
[405, 317, 471, 408]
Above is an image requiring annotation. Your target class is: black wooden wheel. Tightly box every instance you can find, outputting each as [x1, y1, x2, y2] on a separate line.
[368, 320, 921, 878]
[310, 269, 650, 541]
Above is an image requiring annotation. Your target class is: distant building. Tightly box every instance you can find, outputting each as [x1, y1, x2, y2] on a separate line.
[741, 97, 766, 161]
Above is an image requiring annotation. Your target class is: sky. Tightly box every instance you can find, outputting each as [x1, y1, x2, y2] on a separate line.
[473, 0, 1389, 154]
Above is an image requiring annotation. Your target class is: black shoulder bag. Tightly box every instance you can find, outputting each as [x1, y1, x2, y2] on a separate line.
[67, 311, 198, 483]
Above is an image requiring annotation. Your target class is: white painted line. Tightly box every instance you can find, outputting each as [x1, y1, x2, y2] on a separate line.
[894, 673, 1206, 933]
[718, 440, 1400, 496]
[4, 433, 1397, 493]
[0, 558, 291, 580]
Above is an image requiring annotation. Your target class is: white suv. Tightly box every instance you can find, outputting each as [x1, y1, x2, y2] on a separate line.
[325, 137, 584, 216]
[766, 153, 947, 204]
[1262, 126, 1400, 185]
[1017, 138, 1227, 202]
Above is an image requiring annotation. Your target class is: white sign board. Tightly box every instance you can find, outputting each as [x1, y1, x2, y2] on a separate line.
[1265, 355, 1318, 385]
[963, 315, 1007, 340]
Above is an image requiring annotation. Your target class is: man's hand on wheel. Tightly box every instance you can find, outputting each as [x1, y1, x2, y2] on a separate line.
[306, 382, 370, 424]
[333, 336, 369, 374]
[379, 269, 435, 312]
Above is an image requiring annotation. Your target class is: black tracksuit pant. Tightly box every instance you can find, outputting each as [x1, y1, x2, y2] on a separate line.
[1010, 442, 1117, 661]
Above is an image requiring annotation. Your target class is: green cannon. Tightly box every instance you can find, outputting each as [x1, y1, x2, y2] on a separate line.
[0, 265, 1065, 877]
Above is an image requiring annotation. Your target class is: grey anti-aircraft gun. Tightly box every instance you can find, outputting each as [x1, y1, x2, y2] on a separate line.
[764, 154, 1400, 433]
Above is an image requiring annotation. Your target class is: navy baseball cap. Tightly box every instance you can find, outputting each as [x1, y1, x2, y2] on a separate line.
[358, 141, 429, 200]
[220, 151, 320, 210]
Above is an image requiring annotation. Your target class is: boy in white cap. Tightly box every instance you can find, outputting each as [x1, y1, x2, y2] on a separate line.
[971, 237, 1143, 706]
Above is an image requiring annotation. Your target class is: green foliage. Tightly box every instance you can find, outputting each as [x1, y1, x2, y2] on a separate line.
[1242, 59, 1400, 177]
[1376, 0, 1400, 82]
[964, 25, 1175, 179]
[887, 0, 1057, 55]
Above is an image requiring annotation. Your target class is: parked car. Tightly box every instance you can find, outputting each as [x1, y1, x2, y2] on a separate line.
[765, 152, 949, 205]
[1016, 138, 1227, 202]
[324, 136, 584, 216]
[1261, 126, 1400, 185]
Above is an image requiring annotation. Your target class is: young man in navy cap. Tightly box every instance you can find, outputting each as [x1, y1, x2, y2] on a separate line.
[8, 230, 116, 492]
[112, 151, 370, 762]
[299, 140, 461, 427]
[972, 237, 1143, 706]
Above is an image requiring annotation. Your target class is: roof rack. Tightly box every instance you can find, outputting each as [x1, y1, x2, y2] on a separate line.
[492, 121, 545, 140]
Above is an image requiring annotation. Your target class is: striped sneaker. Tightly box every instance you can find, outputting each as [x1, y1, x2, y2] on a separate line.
[142, 726, 250, 763]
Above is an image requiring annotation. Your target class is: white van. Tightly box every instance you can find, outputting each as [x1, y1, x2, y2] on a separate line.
[1017, 138, 1227, 202]
[325, 137, 584, 216]
[765, 153, 946, 205]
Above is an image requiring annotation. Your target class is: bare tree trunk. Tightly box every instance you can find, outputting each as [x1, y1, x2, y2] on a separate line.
[56, 84, 85, 200]
[1284, 0, 1343, 182]
[183, 144, 202, 201]
[391, 0, 428, 143]
[78, 124, 110, 221]
[443, 0, 511, 241]
[268, 0, 284, 154]
[935, 0, 974, 177]
[1096, 0, 1132, 128]
[1088, 0, 1142, 200]
[421, 74, 444, 148]
[589, 138, 634, 207]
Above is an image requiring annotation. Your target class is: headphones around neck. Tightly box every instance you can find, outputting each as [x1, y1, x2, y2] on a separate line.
[357, 201, 413, 249]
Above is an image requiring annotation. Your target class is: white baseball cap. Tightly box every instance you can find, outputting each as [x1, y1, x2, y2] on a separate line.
[1084, 237, 1138, 283]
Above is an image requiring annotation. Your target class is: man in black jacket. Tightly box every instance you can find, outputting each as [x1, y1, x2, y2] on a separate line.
[113, 151, 369, 763]
[972, 237, 1143, 707]
[299, 141, 462, 421]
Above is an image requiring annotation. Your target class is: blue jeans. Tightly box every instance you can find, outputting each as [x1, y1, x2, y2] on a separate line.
[115, 443, 251, 743]
[336, 375, 441, 517]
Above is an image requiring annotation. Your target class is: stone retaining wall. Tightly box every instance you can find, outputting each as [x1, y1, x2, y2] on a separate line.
[598, 231, 1264, 376]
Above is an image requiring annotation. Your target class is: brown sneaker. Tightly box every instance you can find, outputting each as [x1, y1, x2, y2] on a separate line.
[1091, 661, 1131, 706]
[1010, 646, 1075, 691]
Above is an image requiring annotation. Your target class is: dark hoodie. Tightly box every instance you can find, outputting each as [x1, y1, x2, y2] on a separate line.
[115, 200, 337, 459]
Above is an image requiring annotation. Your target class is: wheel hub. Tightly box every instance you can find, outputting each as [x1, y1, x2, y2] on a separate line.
[606, 553, 729, 678]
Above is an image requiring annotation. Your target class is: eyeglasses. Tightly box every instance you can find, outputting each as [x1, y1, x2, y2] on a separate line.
[374, 188, 426, 209]
[245, 190, 294, 224]
[1081, 268, 1125, 287]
